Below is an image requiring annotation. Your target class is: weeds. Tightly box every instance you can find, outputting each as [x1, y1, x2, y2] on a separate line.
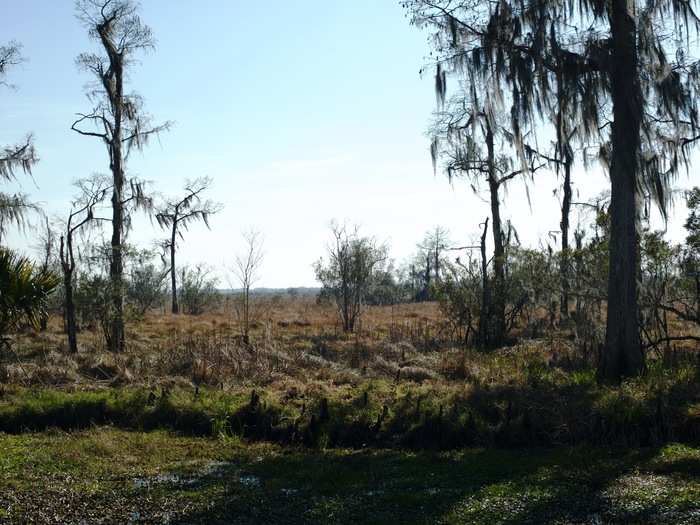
[2, 301, 699, 449]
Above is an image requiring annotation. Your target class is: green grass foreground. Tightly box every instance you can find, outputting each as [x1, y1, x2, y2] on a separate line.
[0, 427, 699, 524]
[1, 352, 699, 523]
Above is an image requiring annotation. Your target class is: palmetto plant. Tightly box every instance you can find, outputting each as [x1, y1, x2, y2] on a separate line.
[0, 248, 60, 345]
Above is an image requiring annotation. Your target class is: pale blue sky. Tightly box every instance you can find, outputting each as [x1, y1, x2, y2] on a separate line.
[1, 1, 692, 287]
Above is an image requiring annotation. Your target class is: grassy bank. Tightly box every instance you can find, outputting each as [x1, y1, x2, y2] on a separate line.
[2, 360, 700, 449]
[4, 304, 699, 450]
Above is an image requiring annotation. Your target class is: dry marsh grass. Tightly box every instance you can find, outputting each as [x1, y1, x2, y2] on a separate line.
[2, 297, 700, 449]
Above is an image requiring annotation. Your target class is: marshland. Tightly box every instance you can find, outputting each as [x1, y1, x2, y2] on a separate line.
[3, 1, 700, 524]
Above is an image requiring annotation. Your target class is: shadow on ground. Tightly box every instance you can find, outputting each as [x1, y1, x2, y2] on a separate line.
[169, 445, 699, 525]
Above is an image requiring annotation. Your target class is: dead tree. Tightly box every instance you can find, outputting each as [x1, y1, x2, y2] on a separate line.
[477, 218, 491, 348]
[155, 177, 222, 314]
[72, 1, 171, 352]
[230, 229, 264, 344]
[59, 177, 110, 354]
[35, 217, 57, 331]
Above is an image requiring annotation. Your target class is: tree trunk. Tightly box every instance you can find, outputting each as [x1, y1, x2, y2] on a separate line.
[477, 218, 491, 348]
[60, 234, 78, 354]
[574, 230, 584, 319]
[600, 0, 644, 381]
[170, 223, 179, 314]
[103, 35, 125, 353]
[424, 254, 431, 300]
[243, 284, 250, 344]
[342, 274, 351, 332]
[109, 146, 125, 352]
[64, 270, 78, 354]
[557, 71, 573, 320]
[560, 157, 572, 319]
[486, 123, 506, 348]
[434, 245, 440, 285]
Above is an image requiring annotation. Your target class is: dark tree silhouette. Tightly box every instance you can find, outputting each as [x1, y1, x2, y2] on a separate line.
[73, 0, 171, 352]
[405, 0, 700, 380]
[430, 85, 543, 347]
[416, 226, 451, 299]
[155, 177, 222, 314]
[60, 177, 111, 353]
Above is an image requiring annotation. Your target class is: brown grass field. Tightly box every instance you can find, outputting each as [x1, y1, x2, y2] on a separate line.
[2, 296, 699, 449]
[2, 298, 700, 523]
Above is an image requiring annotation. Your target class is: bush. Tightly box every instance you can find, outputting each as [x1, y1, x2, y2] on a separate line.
[126, 249, 167, 317]
[179, 264, 220, 315]
[0, 248, 60, 344]
[73, 273, 111, 334]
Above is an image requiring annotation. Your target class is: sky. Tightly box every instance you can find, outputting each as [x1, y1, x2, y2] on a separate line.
[1, 1, 696, 287]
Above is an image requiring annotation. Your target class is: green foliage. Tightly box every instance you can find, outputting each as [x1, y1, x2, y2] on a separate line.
[70, 272, 112, 346]
[365, 263, 404, 305]
[505, 247, 559, 329]
[435, 246, 559, 345]
[2, 352, 699, 448]
[0, 248, 60, 341]
[434, 257, 481, 345]
[684, 187, 700, 253]
[179, 264, 220, 315]
[126, 249, 167, 317]
[314, 224, 388, 331]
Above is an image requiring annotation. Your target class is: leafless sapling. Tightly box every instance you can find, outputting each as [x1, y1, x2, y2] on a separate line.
[35, 217, 58, 331]
[230, 229, 264, 344]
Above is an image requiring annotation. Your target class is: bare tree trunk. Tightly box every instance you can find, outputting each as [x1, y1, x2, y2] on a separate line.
[342, 278, 351, 332]
[60, 234, 78, 354]
[434, 245, 440, 285]
[101, 29, 126, 353]
[486, 123, 506, 348]
[424, 254, 431, 300]
[170, 223, 179, 314]
[477, 218, 491, 348]
[557, 71, 573, 320]
[560, 157, 572, 319]
[600, 0, 644, 381]
[65, 270, 78, 354]
[243, 284, 250, 344]
[109, 150, 125, 352]
[574, 230, 584, 319]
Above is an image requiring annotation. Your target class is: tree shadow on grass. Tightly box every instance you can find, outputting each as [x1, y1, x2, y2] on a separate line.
[169, 445, 693, 525]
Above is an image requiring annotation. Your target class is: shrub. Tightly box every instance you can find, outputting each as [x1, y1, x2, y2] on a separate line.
[179, 264, 220, 315]
[126, 249, 167, 317]
[0, 248, 60, 345]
